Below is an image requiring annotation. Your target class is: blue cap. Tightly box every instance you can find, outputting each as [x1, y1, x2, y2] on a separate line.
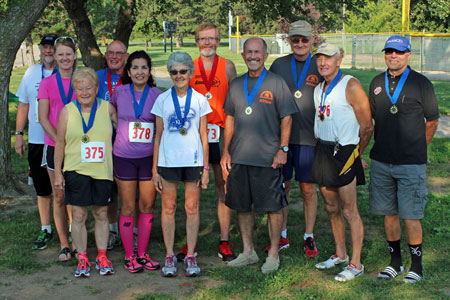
[383, 36, 411, 52]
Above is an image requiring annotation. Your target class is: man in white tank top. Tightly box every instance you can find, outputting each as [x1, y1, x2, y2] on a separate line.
[310, 43, 373, 282]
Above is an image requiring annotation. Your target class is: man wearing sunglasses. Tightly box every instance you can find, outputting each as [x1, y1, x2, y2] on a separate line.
[368, 36, 439, 283]
[14, 33, 58, 250]
[187, 23, 238, 263]
[268, 20, 322, 258]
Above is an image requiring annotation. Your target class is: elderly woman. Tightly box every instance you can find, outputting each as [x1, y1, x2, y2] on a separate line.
[151, 52, 211, 277]
[111, 50, 162, 273]
[54, 68, 118, 278]
[38, 37, 77, 261]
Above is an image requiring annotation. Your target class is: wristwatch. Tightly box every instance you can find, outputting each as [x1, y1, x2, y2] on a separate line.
[280, 146, 289, 153]
[14, 131, 23, 136]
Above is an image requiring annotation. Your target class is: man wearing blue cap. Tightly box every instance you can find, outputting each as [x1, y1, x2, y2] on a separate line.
[368, 36, 439, 283]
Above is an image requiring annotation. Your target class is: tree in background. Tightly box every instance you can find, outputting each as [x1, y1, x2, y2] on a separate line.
[410, 0, 450, 33]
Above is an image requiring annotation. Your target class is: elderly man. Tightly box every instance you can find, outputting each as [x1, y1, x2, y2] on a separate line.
[15, 33, 58, 250]
[96, 40, 129, 250]
[221, 37, 298, 274]
[268, 20, 323, 257]
[311, 43, 373, 281]
[368, 36, 439, 283]
[187, 23, 237, 262]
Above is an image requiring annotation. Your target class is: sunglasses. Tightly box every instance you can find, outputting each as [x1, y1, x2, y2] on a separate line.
[169, 69, 189, 75]
[384, 49, 407, 55]
[290, 37, 310, 44]
[54, 36, 76, 45]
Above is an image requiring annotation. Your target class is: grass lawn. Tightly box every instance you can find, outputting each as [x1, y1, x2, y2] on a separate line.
[3, 44, 450, 299]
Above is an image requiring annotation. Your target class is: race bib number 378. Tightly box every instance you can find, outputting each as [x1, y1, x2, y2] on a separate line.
[81, 142, 105, 162]
[129, 122, 154, 143]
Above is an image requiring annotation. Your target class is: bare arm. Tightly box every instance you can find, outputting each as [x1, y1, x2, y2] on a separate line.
[109, 103, 118, 129]
[199, 115, 209, 189]
[38, 98, 58, 142]
[54, 107, 68, 190]
[152, 116, 164, 193]
[225, 59, 237, 83]
[220, 115, 235, 180]
[425, 119, 439, 145]
[272, 115, 292, 169]
[14, 102, 29, 157]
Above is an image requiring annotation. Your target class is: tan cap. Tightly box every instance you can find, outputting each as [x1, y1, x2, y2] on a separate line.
[288, 20, 312, 37]
[315, 43, 340, 57]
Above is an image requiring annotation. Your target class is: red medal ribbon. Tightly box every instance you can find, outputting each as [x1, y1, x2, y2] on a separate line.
[198, 55, 219, 92]
[107, 69, 123, 97]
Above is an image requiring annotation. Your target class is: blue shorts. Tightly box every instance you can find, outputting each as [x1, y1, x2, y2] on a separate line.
[282, 144, 315, 182]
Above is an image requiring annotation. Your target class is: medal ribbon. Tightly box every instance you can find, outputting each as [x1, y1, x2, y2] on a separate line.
[319, 70, 342, 114]
[56, 71, 73, 105]
[291, 53, 311, 90]
[107, 69, 123, 97]
[75, 98, 98, 134]
[130, 84, 150, 119]
[41, 64, 58, 79]
[171, 86, 192, 129]
[384, 67, 410, 106]
[244, 68, 268, 107]
[198, 55, 219, 92]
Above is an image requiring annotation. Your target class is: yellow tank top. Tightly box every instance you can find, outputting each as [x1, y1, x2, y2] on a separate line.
[63, 99, 113, 180]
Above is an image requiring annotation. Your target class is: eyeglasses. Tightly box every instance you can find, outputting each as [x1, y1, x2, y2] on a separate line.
[54, 37, 75, 45]
[105, 51, 126, 57]
[169, 69, 189, 76]
[290, 37, 310, 44]
[197, 37, 218, 43]
[384, 49, 407, 55]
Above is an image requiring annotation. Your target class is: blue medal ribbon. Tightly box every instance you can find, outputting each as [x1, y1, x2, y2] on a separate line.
[75, 98, 98, 134]
[291, 53, 311, 90]
[130, 84, 150, 119]
[384, 67, 410, 106]
[41, 64, 58, 79]
[320, 70, 342, 114]
[56, 71, 73, 105]
[244, 68, 268, 107]
[171, 86, 192, 129]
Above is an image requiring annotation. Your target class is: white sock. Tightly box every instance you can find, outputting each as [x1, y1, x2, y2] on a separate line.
[42, 225, 52, 233]
[109, 222, 119, 233]
[304, 233, 314, 240]
[281, 229, 287, 239]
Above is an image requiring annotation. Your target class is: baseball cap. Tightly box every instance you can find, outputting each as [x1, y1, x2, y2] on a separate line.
[382, 36, 411, 52]
[39, 34, 59, 46]
[315, 43, 340, 57]
[289, 20, 312, 37]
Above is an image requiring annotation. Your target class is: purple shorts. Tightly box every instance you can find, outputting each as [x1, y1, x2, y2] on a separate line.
[113, 154, 153, 181]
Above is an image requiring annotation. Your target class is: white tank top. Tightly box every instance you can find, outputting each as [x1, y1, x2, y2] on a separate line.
[313, 75, 360, 145]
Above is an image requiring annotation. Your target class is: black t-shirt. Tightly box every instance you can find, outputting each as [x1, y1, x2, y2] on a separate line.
[369, 67, 440, 164]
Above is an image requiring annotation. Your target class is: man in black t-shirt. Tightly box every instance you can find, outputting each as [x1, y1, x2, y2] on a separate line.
[368, 36, 439, 283]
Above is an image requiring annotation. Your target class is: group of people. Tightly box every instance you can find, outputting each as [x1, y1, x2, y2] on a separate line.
[15, 20, 439, 283]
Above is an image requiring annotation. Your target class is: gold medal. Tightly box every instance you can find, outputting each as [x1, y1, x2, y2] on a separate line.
[245, 106, 252, 115]
[81, 134, 90, 143]
[390, 105, 398, 114]
[179, 127, 187, 136]
[294, 90, 302, 99]
[134, 121, 142, 129]
[205, 92, 212, 100]
[320, 113, 325, 121]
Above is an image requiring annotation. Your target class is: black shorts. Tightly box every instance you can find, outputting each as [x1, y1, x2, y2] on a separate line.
[310, 140, 365, 188]
[158, 167, 203, 182]
[64, 171, 114, 206]
[28, 143, 52, 196]
[41, 145, 55, 170]
[225, 164, 288, 213]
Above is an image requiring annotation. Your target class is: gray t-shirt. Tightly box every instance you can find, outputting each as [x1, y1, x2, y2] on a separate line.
[224, 70, 299, 167]
[269, 54, 323, 146]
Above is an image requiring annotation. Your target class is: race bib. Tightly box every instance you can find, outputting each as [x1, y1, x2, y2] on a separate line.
[317, 104, 333, 120]
[129, 122, 154, 143]
[81, 142, 105, 163]
[207, 123, 220, 143]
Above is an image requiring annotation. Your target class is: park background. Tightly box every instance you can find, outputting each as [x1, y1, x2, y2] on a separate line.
[1, 0, 449, 299]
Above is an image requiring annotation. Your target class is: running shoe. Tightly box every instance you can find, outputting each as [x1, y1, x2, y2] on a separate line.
[218, 241, 236, 262]
[107, 231, 121, 250]
[137, 253, 160, 270]
[32, 229, 53, 250]
[176, 244, 198, 262]
[315, 254, 349, 269]
[74, 257, 91, 278]
[304, 237, 319, 258]
[162, 254, 178, 277]
[184, 255, 201, 277]
[335, 263, 364, 282]
[96, 256, 115, 276]
[265, 236, 290, 253]
[124, 255, 143, 273]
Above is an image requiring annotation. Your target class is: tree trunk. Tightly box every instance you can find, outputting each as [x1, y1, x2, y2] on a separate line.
[114, 0, 137, 49]
[25, 34, 36, 65]
[60, 0, 106, 71]
[0, 0, 49, 196]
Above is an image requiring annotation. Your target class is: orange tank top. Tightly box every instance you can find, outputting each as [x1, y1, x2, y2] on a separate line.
[190, 56, 229, 128]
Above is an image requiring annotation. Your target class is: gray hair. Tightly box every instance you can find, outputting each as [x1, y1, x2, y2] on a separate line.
[243, 37, 268, 54]
[167, 52, 195, 74]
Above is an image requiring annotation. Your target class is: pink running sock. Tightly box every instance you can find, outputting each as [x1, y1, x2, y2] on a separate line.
[137, 213, 154, 257]
[120, 214, 134, 258]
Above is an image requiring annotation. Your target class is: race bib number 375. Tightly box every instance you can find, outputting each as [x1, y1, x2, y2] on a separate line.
[129, 122, 154, 143]
[81, 142, 105, 163]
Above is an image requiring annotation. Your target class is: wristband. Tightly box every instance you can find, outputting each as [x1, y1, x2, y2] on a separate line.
[14, 131, 23, 136]
[203, 165, 211, 171]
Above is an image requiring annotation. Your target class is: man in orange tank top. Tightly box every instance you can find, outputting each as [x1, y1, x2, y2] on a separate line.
[183, 23, 237, 262]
